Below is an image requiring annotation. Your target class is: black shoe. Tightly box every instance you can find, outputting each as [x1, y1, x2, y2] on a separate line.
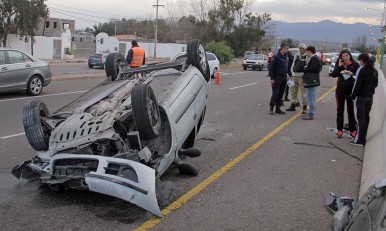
[295, 102, 300, 107]
[302, 105, 307, 115]
[269, 105, 275, 115]
[286, 104, 296, 111]
[302, 115, 313, 120]
[284, 98, 290, 101]
[275, 106, 286, 114]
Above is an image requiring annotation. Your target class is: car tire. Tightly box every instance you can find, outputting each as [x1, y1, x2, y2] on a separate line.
[211, 68, 217, 79]
[88, 64, 93, 68]
[23, 100, 51, 151]
[259, 67, 262, 71]
[131, 84, 161, 140]
[26, 75, 43, 96]
[105, 53, 127, 80]
[187, 39, 210, 81]
[243, 67, 247, 70]
[178, 163, 199, 176]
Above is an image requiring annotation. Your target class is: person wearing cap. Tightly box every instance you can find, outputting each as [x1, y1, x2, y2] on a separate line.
[286, 43, 308, 114]
[268, 42, 290, 115]
[126, 40, 145, 68]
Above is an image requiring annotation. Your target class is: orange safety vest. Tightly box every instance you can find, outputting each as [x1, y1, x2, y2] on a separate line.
[130, 47, 145, 67]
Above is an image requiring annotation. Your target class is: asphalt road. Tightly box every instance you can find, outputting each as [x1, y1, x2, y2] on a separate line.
[0, 66, 363, 230]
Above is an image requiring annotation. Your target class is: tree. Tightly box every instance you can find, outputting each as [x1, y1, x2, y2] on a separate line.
[205, 40, 234, 64]
[0, 0, 48, 47]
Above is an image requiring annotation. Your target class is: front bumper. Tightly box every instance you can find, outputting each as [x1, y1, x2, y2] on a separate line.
[12, 154, 162, 217]
[242, 63, 263, 69]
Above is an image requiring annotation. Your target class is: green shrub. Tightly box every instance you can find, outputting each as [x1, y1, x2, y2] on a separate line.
[64, 47, 73, 55]
[205, 41, 234, 65]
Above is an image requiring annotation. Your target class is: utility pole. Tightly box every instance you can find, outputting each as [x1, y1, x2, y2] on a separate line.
[152, 0, 164, 58]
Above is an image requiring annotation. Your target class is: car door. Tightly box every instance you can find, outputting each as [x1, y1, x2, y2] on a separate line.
[0, 50, 9, 91]
[6, 50, 34, 89]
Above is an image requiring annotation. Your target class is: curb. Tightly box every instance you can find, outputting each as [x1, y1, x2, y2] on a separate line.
[52, 73, 106, 81]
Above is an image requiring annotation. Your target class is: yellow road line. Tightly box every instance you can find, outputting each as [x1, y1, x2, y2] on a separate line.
[135, 85, 337, 231]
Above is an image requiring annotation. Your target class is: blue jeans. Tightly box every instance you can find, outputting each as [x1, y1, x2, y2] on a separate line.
[306, 87, 317, 116]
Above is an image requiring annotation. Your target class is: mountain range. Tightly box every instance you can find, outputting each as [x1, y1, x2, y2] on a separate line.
[269, 20, 378, 47]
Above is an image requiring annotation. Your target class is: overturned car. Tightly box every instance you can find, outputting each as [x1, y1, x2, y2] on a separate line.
[12, 40, 211, 217]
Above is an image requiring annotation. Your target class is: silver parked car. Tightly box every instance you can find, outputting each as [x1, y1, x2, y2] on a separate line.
[12, 40, 210, 217]
[0, 48, 51, 96]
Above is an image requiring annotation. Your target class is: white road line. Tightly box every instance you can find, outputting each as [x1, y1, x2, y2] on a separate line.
[221, 71, 249, 75]
[0, 132, 25, 140]
[0, 90, 87, 102]
[229, 82, 258, 90]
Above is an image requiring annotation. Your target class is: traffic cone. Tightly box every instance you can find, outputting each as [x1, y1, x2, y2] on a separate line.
[215, 68, 221, 85]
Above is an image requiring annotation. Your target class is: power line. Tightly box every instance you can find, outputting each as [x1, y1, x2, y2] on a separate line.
[47, 3, 130, 19]
[49, 7, 114, 20]
[49, 8, 104, 23]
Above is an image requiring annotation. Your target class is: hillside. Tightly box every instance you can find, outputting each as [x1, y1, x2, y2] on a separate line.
[269, 20, 377, 46]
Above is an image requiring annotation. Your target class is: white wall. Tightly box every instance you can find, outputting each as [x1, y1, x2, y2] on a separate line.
[33, 36, 56, 59]
[7, 33, 188, 60]
[96, 32, 119, 54]
[359, 67, 386, 196]
[123, 42, 186, 59]
[6, 34, 31, 54]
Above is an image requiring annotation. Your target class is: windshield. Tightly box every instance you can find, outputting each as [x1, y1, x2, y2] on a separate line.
[247, 54, 265, 60]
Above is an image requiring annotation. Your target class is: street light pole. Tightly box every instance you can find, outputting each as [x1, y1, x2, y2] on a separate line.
[152, 0, 164, 58]
[365, 6, 385, 68]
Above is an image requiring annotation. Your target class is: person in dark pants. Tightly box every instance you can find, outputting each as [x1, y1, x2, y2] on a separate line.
[331, 49, 360, 138]
[268, 43, 290, 115]
[350, 53, 378, 146]
[283, 50, 293, 103]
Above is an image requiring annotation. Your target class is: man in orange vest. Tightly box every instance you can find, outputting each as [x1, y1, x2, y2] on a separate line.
[126, 40, 145, 68]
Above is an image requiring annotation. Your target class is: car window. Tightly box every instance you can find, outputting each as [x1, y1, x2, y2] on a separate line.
[0, 51, 5, 65]
[206, 53, 216, 61]
[7, 50, 32, 64]
[249, 54, 264, 60]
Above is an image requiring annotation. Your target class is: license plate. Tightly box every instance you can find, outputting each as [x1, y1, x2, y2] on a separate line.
[248, 65, 252, 67]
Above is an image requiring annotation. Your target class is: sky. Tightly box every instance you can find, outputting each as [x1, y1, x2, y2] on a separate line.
[46, 0, 386, 30]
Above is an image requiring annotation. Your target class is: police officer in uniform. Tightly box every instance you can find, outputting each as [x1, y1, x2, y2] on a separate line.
[126, 40, 145, 68]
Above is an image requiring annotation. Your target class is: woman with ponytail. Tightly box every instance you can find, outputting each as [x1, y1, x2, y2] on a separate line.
[350, 53, 378, 146]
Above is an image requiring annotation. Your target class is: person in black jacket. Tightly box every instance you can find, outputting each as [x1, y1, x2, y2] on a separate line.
[331, 49, 360, 138]
[268, 43, 291, 115]
[302, 46, 321, 120]
[350, 53, 378, 146]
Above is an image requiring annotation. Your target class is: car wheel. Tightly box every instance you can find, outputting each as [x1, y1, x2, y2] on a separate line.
[179, 163, 199, 176]
[26, 76, 43, 96]
[211, 68, 217, 79]
[259, 67, 262, 71]
[243, 67, 247, 70]
[88, 64, 93, 68]
[187, 39, 210, 81]
[131, 84, 161, 140]
[105, 53, 127, 80]
[101, 63, 105, 69]
[23, 100, 51, 151]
